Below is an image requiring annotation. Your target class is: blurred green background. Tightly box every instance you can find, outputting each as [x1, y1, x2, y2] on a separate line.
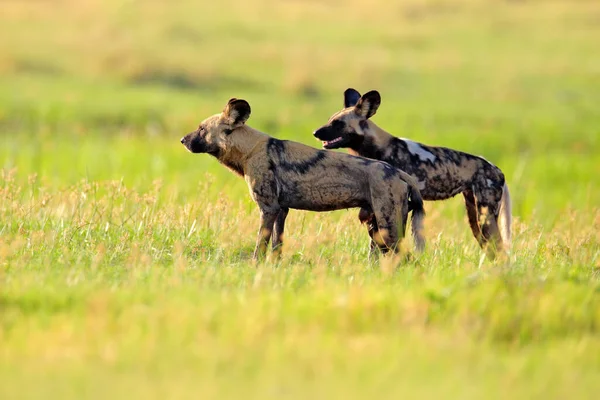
[1, 0, 598, 224]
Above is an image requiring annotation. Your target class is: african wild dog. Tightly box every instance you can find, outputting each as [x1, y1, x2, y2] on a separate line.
[313, 88, 512, 257]
[180, 98, 426, 260]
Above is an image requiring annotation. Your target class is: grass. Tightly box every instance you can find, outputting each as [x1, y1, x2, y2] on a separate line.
[1, 0, 600, 398]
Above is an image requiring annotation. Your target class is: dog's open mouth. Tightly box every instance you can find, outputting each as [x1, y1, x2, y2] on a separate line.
[322, 137, 343, 147]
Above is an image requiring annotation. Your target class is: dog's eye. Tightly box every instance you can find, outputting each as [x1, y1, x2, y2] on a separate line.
[332, 120, 345, 130]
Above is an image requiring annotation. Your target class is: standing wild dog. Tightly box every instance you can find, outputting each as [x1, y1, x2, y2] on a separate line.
[180, 98, 426, 260]
[313, 89, 512, 258]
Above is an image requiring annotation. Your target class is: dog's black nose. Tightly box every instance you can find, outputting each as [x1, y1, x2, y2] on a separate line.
[180, 137, 185, 144]
[313, 130, 318, 137]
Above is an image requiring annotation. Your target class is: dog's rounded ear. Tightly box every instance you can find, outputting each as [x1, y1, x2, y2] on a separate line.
[354, 90, 381, 119]
[223, 98, 251, 127]
[344, 88, 361, 108]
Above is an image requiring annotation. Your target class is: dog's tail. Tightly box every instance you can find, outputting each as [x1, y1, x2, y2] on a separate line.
[497, 182, 512, 250]
[408, 185, 426, 253]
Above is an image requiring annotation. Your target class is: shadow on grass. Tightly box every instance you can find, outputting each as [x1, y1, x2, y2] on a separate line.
[0, 294, 79, 315]
[128, 68, 267, 93]
[14, 58, 63, 76]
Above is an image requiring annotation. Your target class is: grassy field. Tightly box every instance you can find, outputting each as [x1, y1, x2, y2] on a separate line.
[1, 0, 599, 398]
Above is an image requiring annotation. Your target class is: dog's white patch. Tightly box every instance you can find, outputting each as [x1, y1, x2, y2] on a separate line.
[401, 139, 436, 162]
[486, 179, 494, 187]
[477, 154, 498, 168]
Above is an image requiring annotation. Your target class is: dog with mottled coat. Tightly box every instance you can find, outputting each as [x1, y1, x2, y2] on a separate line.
[313, 89, 512, 257]
[181, 98, 426, 260]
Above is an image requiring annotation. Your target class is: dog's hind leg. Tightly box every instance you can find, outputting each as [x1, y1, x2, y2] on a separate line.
[373, 217, 400, 254]
[359, 207, 387, 258]
[271, 207, 289, 258]
[463, 189, 484, 247]
[370, 202, 401, 254]
[476, 198, 503, 259]
[471, 168, 507, 259]
[253, 208, 280, 261]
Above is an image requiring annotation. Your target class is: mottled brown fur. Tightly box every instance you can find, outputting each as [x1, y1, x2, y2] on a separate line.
[313, 89, 512, 258]
[181, 98, 426, 260]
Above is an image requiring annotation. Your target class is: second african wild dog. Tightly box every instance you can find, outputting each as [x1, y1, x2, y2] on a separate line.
[313, 88, 512, 257]
[180, 98, 426, 260]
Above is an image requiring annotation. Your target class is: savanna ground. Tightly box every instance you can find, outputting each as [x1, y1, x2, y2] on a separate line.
[1, 0, 599, 398]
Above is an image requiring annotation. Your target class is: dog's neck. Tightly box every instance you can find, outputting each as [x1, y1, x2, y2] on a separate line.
[348, 120, 393, 159]
[215, 126, 268, 177]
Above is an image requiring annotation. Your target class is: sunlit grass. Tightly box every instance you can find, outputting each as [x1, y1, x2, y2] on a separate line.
[1, 171, 599, 399]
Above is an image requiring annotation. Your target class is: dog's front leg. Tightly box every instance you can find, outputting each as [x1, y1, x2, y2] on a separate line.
[253, 208, 280, 261]
[271, 207, 289, 258]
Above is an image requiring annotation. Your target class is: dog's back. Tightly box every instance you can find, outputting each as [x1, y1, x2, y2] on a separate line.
[264, 138, 407, 213]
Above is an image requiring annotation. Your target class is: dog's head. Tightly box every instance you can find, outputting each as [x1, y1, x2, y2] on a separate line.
[313, 89, 380, 150]
[180, 98, 251, 155]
